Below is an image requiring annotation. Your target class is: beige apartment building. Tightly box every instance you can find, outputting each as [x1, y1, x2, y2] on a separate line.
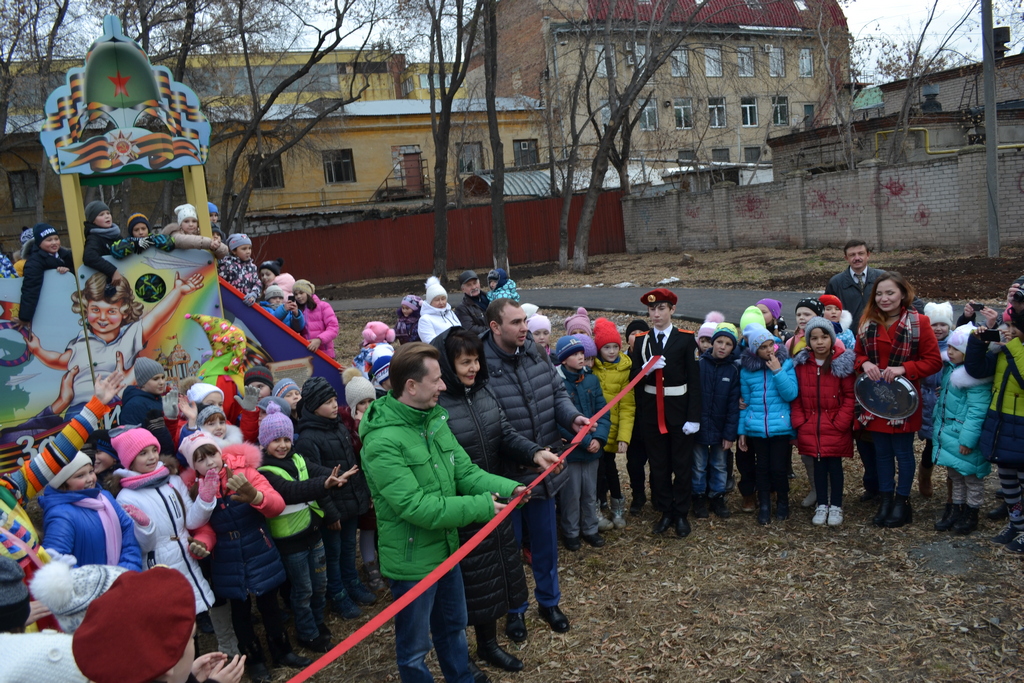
[471, 0, 850, 171]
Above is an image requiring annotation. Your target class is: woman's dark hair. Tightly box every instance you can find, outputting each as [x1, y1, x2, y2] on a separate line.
[861, 271, 915, 330]
[444, 328, 484, 367]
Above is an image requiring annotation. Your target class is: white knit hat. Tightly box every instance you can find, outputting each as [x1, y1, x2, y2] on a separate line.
[425, 276, 446, 303]
[947, 323, 975, 354]
[48, 452, 93, 490]
[174, 203, 198, 222]
[186, 382, 223, 404]
[924, 301, 954, 328]
[521, 303, 539, 319]
[30, 561, 128, 633]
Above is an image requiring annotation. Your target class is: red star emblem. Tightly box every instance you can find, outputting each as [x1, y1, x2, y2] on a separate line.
[108, 71, 130, 98]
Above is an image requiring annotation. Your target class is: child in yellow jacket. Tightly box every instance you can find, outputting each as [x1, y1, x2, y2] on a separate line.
[591, 318, 636, 528]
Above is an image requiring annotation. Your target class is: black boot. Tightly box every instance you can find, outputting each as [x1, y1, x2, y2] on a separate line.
[244, 640, 272, 683]
[873, 492, 894, 527]
[709, 494, 731, 519]
[468, 660, 492, 683]
[988, 502, 1009, 521]
[269, 632, 313, 669]
[775, 492, 790, 521]
[692, 495, 709, 519]
[757, 492, 771, 526]
[629, 495, 647, 515]
[476, 621, 523, 672]
[883, 494, 913, 528]
[934, 503, 961, 532]
[953, 506, 979, 535]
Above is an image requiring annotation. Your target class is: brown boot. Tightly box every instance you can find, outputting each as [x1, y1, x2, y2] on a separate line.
[741, 494, 756, 513]
[919, 466, 934, 498]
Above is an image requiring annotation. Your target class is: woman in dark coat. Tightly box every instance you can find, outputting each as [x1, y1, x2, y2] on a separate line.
[432, 328, 558, 674]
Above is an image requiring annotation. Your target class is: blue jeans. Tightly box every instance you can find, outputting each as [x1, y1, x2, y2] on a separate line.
[692, 443, 728, 496]
[873, 432, 916, 496]
[509, 496, 560, 612]
[322, 517, 361, 603]
[389, 565, 473, 683]
[280, 539, 327, 642]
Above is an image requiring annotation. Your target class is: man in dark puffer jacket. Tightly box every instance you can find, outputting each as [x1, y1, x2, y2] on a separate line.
[294, 377, 374, 619]
[433, 327, 562, 674]
[480, 299, 589, 642]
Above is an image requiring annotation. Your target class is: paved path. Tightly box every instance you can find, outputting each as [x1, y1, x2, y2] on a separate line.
[329, 286, 823, 324]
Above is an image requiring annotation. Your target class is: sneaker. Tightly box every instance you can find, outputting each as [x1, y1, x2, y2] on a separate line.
[812, 505, 829, 526]
[332, 594, 362, 620]
[1004, 531, 1024, 554]
[993, 523, 1018, 545]
[348, 582, 377, 606]
[827, 506, 843, 526]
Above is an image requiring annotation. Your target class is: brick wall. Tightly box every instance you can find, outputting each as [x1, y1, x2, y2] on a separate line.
[623, 147, 1024, 253]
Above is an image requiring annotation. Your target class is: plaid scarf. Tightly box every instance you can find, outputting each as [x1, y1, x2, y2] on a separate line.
[857, 308, 920, 427]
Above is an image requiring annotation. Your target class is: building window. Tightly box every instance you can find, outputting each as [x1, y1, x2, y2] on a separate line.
[708, 97, 726, 128]
[740, 96, 758, 127]
[513, 139, 539, 166]
[712, 148, 730, 162]
[803, 103, 815, 124]
[250, 155, 284, 189]
[744, 146, 762, 163]
[638, 100, 658, 130]
[323, 149, 356, 183]
[737, 47, 754, 77]
[671, 48, 689, 77]
[678, 149, 697, 162]
[674, 98, 693, 129]
[418, 73, 453, 89]
[769, 46, 785, 77]
[633, 43, 647, 69]
[8, 170, 36, 211]
[458, 142, 483, 173]
[799, 48, 813, 77]
[705, 46, 722, 77]
[599, 99, 610, 127]
[401, 78, 415, 96]
[794, 0, 807, 9]
[772, 96, 789, 125]
[595, 44, 616, 77]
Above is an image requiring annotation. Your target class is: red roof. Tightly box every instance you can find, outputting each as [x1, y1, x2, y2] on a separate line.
[586, 0, 848, 31]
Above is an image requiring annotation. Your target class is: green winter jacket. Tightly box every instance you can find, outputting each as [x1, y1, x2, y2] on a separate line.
[359, 393, 520, 581]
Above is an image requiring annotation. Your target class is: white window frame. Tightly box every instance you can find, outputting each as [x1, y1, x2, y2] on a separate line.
[737, 47, 754, 77]
[772, 95, 789, 125]
[595, 44, 616, 77]
[799, 47, 813, 77]
[708, 97, 726, 128]
[671, 48, 689, 77]
[638, 100, 658, 131]
[674, 98, 693, 129]
[705, 46, 723, 78]
[769, 46, 785, 77]
[740, 97, 758, 127]
[633, 42, 647, 70]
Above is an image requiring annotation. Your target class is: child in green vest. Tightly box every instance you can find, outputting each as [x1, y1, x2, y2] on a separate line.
[257, 403, 357, 652]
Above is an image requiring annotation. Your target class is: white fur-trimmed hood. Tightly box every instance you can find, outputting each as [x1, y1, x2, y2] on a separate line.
[949, 364, 993, 389]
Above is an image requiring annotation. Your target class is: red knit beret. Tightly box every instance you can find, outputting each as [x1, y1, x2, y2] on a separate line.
[73, 568, 195, 683]
[819, 294, 843, 310]
[593, 317, 622, 350]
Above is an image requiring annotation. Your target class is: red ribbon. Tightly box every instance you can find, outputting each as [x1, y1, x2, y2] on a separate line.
[655, 369, 668, 435]
[286, 355, 662, 683]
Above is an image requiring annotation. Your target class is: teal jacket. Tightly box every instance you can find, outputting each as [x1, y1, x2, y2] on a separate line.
[934, 363, 993, 479]
[359, 393, 520, 581]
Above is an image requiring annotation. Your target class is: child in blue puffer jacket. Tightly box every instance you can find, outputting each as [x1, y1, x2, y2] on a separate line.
[555, 335, 611, 550]
[919, 301, 953, 500]
[694, 324, 741, 519]
[737, 324, 798, 526]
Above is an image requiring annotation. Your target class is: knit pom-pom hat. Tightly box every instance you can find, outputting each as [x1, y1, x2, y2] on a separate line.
[425, 276, 446, 303]
[924, 301, 954, 328]
[111, 427, 160, 469]
[593, 317, 622, 350]
[29, 561, 128, 634]
[362, 321, 396, 345]
[259, 402, 294, 447]
[174, 203, 198, 222]
[563, 307, 592, 334]
[947, 323, 975, 354]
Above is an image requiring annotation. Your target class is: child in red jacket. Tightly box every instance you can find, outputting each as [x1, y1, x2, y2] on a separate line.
[791, 318, 856, 527]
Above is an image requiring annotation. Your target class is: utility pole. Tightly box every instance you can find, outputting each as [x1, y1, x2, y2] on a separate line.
[982, 0, 999, 256]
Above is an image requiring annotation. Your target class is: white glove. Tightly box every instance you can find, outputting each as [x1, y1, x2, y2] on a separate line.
[644, 356, 667, 376]
[137, 236, 153, 250]
[44, 549, 78, 566]
[682, 422, 700, 435]
[163, 388, 180, 419]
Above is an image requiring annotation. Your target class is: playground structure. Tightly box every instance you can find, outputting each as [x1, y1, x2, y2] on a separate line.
[0, 16, 340, 471]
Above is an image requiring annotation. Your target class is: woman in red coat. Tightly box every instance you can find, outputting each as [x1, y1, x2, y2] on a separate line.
[792, 317, 856, 527]
[854, 272, 942, 528]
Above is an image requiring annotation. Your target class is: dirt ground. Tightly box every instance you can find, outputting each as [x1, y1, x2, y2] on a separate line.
[318, 246, 1024, 305]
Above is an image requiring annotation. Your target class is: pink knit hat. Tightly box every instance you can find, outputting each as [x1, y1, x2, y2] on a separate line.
[111, 428, 160, 469]
[527, 315, 551, 334]
[178, 431, 217, 470]
[563, 307, 592, 335]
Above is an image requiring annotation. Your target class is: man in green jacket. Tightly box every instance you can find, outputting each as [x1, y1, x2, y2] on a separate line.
[360, 342, 527, 683]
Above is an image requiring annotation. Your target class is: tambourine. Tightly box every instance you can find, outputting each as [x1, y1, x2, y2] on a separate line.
[854, 374, 919, 420]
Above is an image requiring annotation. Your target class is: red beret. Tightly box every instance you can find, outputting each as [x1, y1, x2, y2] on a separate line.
[73, 568, 196, 683]
[641, 288, 677, 307]
[818, 294, 843, 310]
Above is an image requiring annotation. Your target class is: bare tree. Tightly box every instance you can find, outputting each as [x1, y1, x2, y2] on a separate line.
[481, 0, 508, 269]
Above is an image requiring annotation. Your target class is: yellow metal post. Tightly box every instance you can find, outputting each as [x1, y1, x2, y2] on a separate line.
[59, 174, 86, 265]
[182, 165, 213, 238]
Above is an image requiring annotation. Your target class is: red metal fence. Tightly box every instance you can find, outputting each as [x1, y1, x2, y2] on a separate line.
[252, 192, 625, 285]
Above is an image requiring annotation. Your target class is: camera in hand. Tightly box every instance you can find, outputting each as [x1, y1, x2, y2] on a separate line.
[979, 329, 1003, 343]
[1013, 290, 1024, 304]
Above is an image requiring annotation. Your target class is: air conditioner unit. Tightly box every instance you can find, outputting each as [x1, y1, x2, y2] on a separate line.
[626, 55, 635, 65]
[762, 43, 774, 53]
